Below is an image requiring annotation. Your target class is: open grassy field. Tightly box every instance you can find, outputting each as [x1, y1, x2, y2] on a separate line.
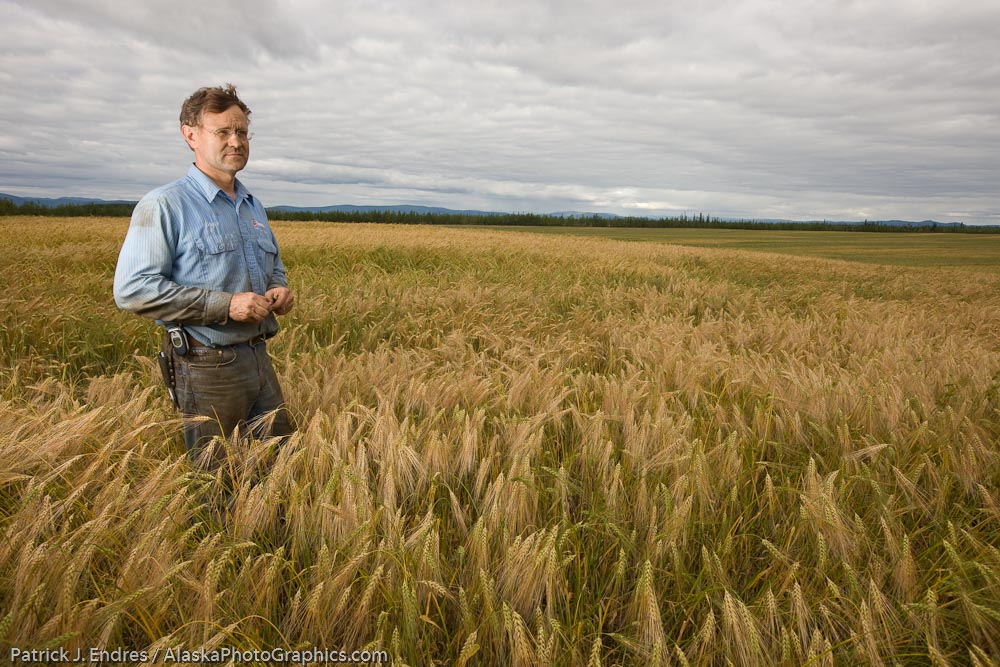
[477, 225, 1000, 270]
[2, 216, 999, 665]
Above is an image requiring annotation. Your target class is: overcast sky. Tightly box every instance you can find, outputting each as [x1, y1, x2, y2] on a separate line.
[2, 0, 998, 223]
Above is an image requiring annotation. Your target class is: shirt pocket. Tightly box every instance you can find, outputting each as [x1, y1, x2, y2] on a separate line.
[256, 235, 278, 279]
[194, 222, 239, 283]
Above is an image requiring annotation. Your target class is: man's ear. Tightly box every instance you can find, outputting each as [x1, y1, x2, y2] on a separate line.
[181, 124, 197, 151]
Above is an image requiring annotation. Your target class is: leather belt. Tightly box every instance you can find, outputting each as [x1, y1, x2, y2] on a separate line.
[244, 333, 271, 346]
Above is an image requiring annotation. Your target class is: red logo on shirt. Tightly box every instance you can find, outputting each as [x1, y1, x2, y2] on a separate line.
[251, 219, 265, 229]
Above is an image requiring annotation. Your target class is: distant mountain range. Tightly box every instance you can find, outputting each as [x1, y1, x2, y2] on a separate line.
[0, 193, 137, 207]
[0, 192, 965, 227]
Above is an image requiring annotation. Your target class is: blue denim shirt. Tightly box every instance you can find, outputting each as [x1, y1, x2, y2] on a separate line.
[114, 165, 287, 346]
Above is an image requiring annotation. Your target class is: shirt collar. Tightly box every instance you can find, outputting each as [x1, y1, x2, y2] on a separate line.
[186, 164, 254, 205]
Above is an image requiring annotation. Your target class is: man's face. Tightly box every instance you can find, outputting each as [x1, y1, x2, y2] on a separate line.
[182, 105, 250, 181]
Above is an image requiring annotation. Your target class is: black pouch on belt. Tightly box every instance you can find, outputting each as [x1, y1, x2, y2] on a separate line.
[158, 324, 187, 409]
[157, 350, 179, 409]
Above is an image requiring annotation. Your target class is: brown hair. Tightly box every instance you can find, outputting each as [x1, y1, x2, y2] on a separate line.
[179, 83, 251, 127]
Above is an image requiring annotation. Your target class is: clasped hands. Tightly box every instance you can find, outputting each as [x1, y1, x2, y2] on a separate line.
[229, 287, 295, 323]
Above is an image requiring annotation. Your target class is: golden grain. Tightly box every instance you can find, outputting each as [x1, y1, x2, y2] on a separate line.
[2, 217, 998, 661]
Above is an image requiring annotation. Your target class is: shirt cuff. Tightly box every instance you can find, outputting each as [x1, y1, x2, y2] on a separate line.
[206, 291, 232, 324]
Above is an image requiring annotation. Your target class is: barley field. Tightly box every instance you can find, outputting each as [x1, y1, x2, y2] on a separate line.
[2, 216, 999, 666]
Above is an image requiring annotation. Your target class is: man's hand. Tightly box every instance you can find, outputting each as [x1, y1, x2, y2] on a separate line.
[265, 286, 295, 315]
[229, 292, 273, 323]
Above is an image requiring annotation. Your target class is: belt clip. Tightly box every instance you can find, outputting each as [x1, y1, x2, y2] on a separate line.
[167, 325, 189, 356]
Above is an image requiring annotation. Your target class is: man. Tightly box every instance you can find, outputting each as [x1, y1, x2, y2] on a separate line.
[114, 84, 295, 470]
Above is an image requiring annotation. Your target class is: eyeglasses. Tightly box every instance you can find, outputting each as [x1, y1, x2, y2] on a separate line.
[203, 127, 254, 142]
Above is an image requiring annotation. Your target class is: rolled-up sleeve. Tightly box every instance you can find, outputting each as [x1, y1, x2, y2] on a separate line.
[113, 197, 231, 325]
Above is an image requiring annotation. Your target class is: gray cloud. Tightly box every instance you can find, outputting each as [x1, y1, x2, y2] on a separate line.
[2, 0, 998, 223]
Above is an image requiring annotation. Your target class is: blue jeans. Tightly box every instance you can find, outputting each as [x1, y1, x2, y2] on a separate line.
[170, 339, 296, 471]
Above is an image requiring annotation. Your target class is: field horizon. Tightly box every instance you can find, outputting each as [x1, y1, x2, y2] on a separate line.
[474, 224, 1000, 270]
[2, 216, 998, 665]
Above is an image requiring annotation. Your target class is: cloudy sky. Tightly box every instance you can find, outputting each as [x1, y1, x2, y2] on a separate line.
[2, 0, 998, 223]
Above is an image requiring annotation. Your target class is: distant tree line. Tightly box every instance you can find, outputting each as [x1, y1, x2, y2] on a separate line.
[3, 197, 997, 233]
[266, 209, 998, 233]
[0, 198, 136, 217]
